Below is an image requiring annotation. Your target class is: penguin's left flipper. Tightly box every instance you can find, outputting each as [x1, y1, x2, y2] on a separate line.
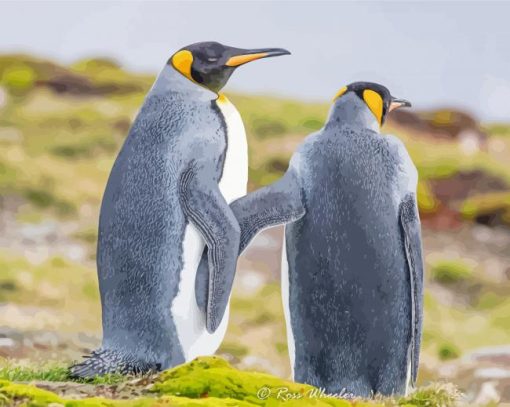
[232, 168, 306, 253]
[195, 168, 306, 314]
[400, 194, 424, 386]
[180, 165, 241, 334]
[387, 134, 424, 386]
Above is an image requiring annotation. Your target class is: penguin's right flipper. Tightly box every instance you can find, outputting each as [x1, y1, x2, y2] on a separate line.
[399, 193, 424, 386]
[180, 165, 240, 334]
[232, 168, 306, 253]
[195, 168, 306, 315]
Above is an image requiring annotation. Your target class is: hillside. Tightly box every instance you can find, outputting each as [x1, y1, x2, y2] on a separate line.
[0, 54, 509, 405]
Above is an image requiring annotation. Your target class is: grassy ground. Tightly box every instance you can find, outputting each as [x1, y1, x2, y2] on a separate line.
[0, 356, 461, 406]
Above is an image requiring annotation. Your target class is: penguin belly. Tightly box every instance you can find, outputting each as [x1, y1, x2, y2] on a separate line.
[171, 95, 248, 361]
[281, 228, 296, 379]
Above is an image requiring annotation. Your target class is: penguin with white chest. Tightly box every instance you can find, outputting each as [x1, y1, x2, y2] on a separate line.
[226, 82, 424, 396]
[70, 42, 290, 378]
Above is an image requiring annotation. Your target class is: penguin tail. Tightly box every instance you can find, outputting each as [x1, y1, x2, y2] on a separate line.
[69, 348, 160, 379]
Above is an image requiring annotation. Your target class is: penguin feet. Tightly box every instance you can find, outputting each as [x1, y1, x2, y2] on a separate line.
[69, 348, 161, 379]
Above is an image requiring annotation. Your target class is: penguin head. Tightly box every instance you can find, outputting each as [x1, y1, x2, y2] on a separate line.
[169, 42, 290, 93]
[333, 82, 411, 126]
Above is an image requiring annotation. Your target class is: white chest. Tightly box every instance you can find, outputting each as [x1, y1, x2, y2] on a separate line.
[215, 94, 248, 202]
[170, 94, 248, 361]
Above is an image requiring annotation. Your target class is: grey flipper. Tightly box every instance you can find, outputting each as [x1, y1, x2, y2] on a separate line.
[399, 193, 424, 384]
[195, 168, 306, 313]
[179, 163, 240, 334]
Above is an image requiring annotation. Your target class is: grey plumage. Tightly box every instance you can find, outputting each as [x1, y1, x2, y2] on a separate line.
[70, 66, 239, 378]
[228, 89, 424, 396]
[70, 40, 291, 378]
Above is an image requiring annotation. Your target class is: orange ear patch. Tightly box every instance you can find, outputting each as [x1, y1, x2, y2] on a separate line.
[171, 50, 194, 81]
[362, 89, 383, 125]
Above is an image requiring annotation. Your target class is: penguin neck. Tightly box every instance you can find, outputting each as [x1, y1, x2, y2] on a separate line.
[327, 93, 380, 132]
[150, 65, 218, 102]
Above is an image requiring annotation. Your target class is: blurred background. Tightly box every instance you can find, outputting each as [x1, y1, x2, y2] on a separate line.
[0, 1, 509, 404]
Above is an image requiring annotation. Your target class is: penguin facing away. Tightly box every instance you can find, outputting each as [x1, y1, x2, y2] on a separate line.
[69, 41, 290, 378]
[223, 82, 424, 396]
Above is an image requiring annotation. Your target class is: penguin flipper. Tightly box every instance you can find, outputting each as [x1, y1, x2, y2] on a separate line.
[180, 164, 241, 334]
[232, 168, 306, 253]
[194, 168, 306, 315]
[195, 250, 209, 314]
[399, 193, 424, 385]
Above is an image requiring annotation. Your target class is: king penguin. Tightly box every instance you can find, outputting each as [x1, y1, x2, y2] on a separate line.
[227, 82, 424, 396]
[69, 41, 290, 378]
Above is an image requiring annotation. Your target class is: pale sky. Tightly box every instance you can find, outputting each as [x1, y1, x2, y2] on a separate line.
[2, 1, 510, 121]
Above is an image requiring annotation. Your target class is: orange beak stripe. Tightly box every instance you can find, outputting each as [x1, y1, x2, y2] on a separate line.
[225, 52, 269, 67]
[389, 101, 404, 112]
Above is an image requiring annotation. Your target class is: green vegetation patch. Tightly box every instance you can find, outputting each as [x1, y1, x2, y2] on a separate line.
[0, 357, 459, 406]
[437, 343, 461, 361]
[0, 363, 126, 386]
[416, 181, 440, 215]
[430, 259, 473, 284]
[0, 63, 36, 95]
[484, 123, 510, 138]
[230, 93, 328, 140]
[152, 356, 324, 405]
[0, 363, 70, 383]
[396, 383, 460, 407]
[461, 191, 510, 226]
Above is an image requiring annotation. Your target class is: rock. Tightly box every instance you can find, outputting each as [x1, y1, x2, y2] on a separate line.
[473, 381, 500, 405]
[429, 170, 508, 204]
[0, 338, 15, 348]
[388, 108, 488, 151]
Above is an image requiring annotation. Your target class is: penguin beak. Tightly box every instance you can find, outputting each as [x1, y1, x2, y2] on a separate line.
[389, 97, 412, 112]
[225, 48, 291, 67]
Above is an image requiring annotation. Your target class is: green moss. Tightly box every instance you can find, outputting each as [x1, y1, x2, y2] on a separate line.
[0, 364, 69, 382]
[0, 380, 62, 406]
[152, 357, 352, 406]
[0, 363, 125, 386]
[484, 122, 510, 138]
[476, 292, 507, 310]
[416, 181, 439, 215]
[275, 342, 288, 355]
[396, 383, 460, 406]
[430, 259, 473, 284]
[218, 342, 249, 358]
[73, 226, 98, 245]
[1, 63, 36, 94]
[437, 343, 461, 361]
[22, 187, 76, 216]
[0, 357, 460, 407]
[461, 191, 510, 226]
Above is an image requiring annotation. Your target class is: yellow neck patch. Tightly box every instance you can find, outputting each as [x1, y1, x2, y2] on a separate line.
[171, 50, 194, 82]
[362, 89, 383, 125]
[216, 93, 230, 104]
[333, 86, 348, 101]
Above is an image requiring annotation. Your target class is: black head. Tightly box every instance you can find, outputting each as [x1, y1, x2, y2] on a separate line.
[169, 41, 290, 93]
[333, 81, 411, 125]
